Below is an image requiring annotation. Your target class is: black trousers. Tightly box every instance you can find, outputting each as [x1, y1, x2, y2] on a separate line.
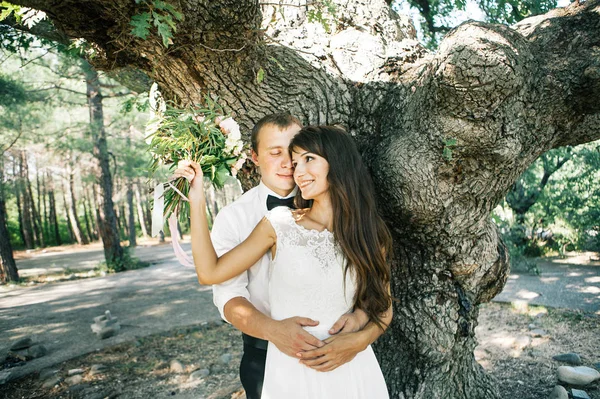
[240, 334, 268, 399]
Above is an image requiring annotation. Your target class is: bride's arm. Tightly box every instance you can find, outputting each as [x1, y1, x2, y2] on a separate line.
[176, 160, 276, 285]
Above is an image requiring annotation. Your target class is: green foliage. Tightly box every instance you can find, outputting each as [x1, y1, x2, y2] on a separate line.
[0, 1, 20, 22]
[146, 95, 245, 224]
[130, 1, 183, 48]
[307, 0, 337, 33]
[396, 0, 558, 48]
[0, 74, 28, 106]
[495, 140, 600, 263]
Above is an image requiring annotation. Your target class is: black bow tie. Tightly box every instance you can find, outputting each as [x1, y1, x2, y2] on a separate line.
[267, 195, 295, 210]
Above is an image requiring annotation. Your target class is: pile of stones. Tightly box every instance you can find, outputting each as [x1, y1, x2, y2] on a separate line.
[90, 310, 120, 339]
[0, 336, 48, 384]
[548, 353, 600, 399]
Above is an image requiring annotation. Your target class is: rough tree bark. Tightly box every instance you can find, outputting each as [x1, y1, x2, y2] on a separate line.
[7, 0, 600, 397]
[0, 158, 19, 283]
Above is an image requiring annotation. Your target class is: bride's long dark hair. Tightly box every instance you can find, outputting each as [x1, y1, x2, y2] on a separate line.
[290, 125, 393, 328]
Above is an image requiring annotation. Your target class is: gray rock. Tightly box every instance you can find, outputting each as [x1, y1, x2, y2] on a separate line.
[548, 385, 568, 399]
[42, 376, 62, 388]
[0, 371, 12, 385]
[530, 329, 548, 337]
[90, 364, 107, 376]
[68, 368, 84, 376]
[64, 374, 83, 386]
[10, 337, 33, 351]
[557, 366, 600, 386]
[91, 317, 119, 333]
[38, 369, 58, 380]
[27, 344, 47, 359]
[170, 359, 185, 373]
[220, 353, 232, 364]
[528, 323, 537, 330]
[188, 368, 210, 381]
[98, 324, 120, 339]
[552, 353, 582, 365]
[571, 389, 591, 399]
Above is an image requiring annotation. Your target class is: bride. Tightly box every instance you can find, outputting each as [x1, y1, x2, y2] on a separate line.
[175, 125, 392, 398]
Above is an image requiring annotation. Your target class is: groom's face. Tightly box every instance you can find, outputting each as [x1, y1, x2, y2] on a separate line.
[252, 123, 301, 197]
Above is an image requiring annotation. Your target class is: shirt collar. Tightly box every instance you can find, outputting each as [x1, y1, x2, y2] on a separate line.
[258, 181, 298, 210]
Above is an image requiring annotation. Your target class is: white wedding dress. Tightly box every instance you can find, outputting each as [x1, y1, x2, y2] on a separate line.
[261, 207, 389, 399]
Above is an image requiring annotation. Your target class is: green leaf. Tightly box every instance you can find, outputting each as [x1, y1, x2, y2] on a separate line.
[256, 67, 265, 84]
[443, 147, 453, 161]
[130, 12, 151, 39]
[444, 137, 457, 146]
[153, 13, 173, 47]
[0, 2, 20, 22]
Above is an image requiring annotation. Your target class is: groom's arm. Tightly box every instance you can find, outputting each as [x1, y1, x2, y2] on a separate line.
[223, 297, 326, 356]
[212, 209, 324, 356]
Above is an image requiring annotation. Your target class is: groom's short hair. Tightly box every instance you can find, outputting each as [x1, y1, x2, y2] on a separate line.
[251, 112, 302, 153]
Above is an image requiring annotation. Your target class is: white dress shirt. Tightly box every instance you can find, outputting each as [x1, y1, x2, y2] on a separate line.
[211, 181, 297, 322]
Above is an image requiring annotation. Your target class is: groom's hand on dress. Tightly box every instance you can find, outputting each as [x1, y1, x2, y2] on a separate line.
[268, 317, 324, 357]
[297, 332, 366, 372]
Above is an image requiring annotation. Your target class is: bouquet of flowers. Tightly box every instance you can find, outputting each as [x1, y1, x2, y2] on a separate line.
[146, 83, 247, 227]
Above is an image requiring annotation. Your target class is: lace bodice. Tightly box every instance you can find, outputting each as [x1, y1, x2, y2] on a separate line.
[265, 207, 356, 340]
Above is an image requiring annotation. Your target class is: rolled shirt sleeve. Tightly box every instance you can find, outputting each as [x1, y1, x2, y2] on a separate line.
[211, 209, 251, 322]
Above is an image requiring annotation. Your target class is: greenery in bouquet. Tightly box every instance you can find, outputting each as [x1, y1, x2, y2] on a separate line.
[146, 84, 247, 223]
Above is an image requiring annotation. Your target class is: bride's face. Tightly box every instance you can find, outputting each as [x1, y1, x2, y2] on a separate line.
[291, 147, 330, 200]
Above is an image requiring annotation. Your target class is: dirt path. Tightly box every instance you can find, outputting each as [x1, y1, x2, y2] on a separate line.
[0, 252, 221, 384]
[494, 253, 600, 314]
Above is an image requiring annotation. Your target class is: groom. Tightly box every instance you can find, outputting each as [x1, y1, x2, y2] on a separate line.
[211, 113, 390, 399]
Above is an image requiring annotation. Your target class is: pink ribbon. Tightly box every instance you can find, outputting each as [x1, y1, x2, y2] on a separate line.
[168, 214, 195, 268]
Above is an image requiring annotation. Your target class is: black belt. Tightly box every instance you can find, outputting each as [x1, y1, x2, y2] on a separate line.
[242, 333, 268, 351]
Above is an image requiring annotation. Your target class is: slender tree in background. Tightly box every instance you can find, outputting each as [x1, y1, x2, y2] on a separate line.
[83, 64, 125, 269]
[46, 170, 62, 246]
[2, 0, 600, 396]
[0, 157, 18, 283]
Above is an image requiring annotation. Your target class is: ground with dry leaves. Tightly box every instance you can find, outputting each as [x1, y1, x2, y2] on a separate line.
[1, 302, 598, 399]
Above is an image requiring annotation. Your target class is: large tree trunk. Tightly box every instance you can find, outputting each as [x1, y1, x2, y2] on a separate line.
[46, 171, 62, 246]
[83, 64, 124, 269]
[0, 158, 19, 283]
[9, 0, 600, 396]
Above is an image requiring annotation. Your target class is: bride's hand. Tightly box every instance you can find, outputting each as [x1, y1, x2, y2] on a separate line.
[173, 160, 204, 202]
